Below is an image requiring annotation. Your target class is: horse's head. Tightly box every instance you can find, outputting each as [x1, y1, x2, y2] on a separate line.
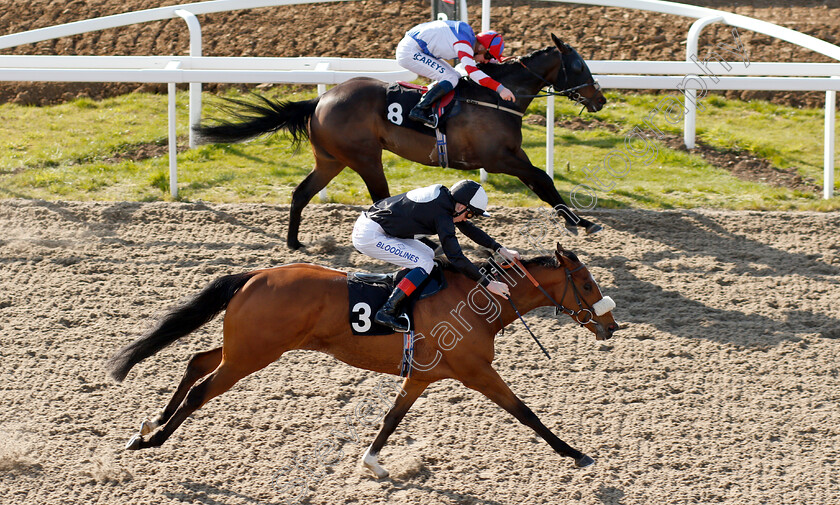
[551, 34, 606, 113]
[544, 243, 618, 340]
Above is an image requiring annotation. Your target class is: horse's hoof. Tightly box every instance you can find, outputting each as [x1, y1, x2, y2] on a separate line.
[575, 454, 595, 468]
[564, 224, 579, 236]
[584, 223, 603, 236]
[139, 418, 158, 436]
[125, 433, 143, 451]
[287, 240, 304, 250]
[363, 461, 390, 479]
[362, 449, 389, 479]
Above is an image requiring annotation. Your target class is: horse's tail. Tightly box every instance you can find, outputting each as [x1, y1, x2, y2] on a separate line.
[105, 271, 257, 383]
[193, 93, 319, 148]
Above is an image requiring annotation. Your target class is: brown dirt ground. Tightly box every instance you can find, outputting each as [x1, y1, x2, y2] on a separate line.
[1, 200, 839, 505]
[1, 1, 839, 107]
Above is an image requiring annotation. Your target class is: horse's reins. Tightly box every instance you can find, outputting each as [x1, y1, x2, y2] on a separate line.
[490, 257, 600, 360]
[514, 57, 601, 115]
[510, 258, 596, 325]
[454, 52, 599, 118]
[456, 98, 524, 117]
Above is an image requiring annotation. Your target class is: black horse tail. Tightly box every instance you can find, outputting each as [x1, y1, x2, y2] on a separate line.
[193, 93, 319, 148]
[105, 271, 257, 383]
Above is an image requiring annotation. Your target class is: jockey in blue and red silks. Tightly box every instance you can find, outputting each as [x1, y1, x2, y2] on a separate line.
[396, 20, 515, 127]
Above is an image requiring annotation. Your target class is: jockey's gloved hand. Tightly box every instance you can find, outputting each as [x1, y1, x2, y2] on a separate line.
[497, 86, 515, 102]
[486, 280, 511, 298]
[497, 246, 520, 262]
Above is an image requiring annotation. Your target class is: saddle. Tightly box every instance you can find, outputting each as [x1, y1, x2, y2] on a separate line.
[347, 262, 447, 336]
[384, 82, 462, 136]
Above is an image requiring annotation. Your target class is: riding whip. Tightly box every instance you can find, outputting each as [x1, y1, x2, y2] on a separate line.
[506, 295, 551, 360]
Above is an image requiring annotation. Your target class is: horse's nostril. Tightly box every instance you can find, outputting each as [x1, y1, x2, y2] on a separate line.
[607, 322, 619, 332]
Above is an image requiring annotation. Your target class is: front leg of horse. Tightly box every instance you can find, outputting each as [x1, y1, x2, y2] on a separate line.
[361, 378, 429, 479]
[495, 152, 602, 236]
[463, 365, 594, 468]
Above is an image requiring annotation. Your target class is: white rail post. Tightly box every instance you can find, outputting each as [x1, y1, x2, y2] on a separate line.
[480, 0, 491, 32]
[546, 90, 554, 178]
[168, 82, 178, 198]
[685, 15, 723, 149]
[479, 0, 491, 183]
[459, 0, 468, 23]
[175, 9, 202, 149]
[316, 63, 330, 202]
[826, 83, 836, 199]
[166, 62, 179, 199]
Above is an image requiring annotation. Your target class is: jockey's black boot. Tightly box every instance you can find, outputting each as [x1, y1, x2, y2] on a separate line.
[409, 80, 454, 128]
[375, 286, 410, 332]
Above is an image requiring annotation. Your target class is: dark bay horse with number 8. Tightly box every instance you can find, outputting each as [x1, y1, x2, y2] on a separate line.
[106, 243, 619, 475]
[194, 35, 606, 249]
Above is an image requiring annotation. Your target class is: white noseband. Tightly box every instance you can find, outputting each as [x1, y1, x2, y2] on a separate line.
[592, 296, 615, 316]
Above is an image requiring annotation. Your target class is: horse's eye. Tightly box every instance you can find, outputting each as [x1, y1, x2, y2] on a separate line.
[583, 282, 592, 291]
[572, 60, 583, 73]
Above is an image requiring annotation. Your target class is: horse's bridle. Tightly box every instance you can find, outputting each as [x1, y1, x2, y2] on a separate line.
[515, 56, 602, 114]
[492, 258, 596, 326]
[517, 258, 597, 325]
[488, 257, 616, 358]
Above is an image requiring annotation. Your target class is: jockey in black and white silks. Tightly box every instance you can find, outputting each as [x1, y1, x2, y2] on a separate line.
[352, 180, 519, 332]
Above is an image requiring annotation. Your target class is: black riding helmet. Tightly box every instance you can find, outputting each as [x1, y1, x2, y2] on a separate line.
[450, 180, 491, 217]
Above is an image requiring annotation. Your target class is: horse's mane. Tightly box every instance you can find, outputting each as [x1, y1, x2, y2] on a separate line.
[474, 46, 557, 82]
[510, 250, 580, 268]
[434, 250, 578, 277]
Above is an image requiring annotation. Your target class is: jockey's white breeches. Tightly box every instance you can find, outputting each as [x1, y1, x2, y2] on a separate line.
[352, 213, 435, 274]
[395, 36, 462, 88]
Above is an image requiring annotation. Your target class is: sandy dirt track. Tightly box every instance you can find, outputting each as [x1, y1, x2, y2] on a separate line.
[1, 199, 839, 504]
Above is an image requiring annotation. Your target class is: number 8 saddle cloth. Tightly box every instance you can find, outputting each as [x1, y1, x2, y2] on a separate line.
[384, 82, 462, 135]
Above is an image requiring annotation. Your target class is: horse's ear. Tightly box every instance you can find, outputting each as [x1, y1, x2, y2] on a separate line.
[554, 242, 567, 265]
[554, 242, 580, 267]
[551, 33, 571, 54]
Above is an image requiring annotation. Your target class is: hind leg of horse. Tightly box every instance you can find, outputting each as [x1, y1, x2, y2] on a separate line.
[361, 378, 430, 478]
[139, 347, 222, 436]
[126, 361, 252, 450]
[491, 150, 601, 235]
[462, 364, 593, 468]
[288, 156, 345, 249]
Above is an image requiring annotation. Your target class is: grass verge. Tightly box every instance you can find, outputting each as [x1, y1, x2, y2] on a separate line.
[1, 87, 837, 211]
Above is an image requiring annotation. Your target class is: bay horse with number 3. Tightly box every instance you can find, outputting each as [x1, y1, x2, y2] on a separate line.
[194, 35, 606, 249]
[106, 244, 619, 474]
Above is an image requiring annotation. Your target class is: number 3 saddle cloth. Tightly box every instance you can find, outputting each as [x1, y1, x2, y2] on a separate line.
[346, 263, 447, 336]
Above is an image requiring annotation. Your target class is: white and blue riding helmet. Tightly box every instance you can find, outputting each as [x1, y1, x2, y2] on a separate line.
[451, 180, 491, 217]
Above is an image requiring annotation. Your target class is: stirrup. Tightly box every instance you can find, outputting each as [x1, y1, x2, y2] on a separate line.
[374, 310, 409, 333]
[409, 109, 438, 128]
